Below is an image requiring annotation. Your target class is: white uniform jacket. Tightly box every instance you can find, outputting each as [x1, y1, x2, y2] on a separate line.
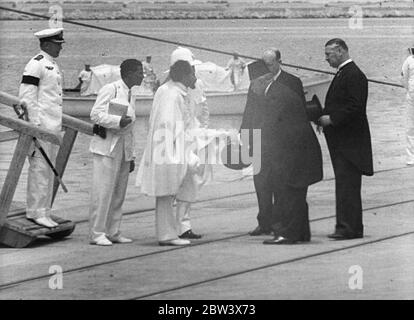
[89, 79, 136, 160]
[19, 50, 63, 132]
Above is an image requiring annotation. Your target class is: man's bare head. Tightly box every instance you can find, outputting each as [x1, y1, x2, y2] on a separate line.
[262, 48, 281, 75]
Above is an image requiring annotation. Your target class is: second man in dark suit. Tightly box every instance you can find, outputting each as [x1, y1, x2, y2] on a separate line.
[318, 38, 374, 240]
[241, 48, 323, 244]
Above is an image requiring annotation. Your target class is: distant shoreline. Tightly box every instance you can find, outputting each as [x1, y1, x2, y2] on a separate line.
[0, 1, 413, 20]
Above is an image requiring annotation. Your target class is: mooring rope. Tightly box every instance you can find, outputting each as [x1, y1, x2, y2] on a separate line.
[0, 6, 404, 88]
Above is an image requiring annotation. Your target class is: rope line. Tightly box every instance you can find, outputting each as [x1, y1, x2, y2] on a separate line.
[0, 6, 404, 88]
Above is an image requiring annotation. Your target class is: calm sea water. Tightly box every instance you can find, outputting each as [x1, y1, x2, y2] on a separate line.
[0, 18, 412, 208]
[0, 18, 412, 92]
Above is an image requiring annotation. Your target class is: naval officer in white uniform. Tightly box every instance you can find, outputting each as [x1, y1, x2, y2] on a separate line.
[19, 28, 65, 228]
[89, 59, 144, 246]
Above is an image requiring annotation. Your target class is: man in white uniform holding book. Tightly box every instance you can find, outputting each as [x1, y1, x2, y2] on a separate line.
[89, 59, 144, 246]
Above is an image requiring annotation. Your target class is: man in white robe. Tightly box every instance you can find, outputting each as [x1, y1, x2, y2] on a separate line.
[169, 47, 211, 240]
[137, 60, 198, 246]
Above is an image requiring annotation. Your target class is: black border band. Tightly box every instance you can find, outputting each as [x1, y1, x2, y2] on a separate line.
[21, 75, 40, 86]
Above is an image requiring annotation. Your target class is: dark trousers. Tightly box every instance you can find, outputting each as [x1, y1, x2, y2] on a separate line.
[253, 166, 274, 231]
[331, 152, 363, 237]
[253, 165, 310, 241]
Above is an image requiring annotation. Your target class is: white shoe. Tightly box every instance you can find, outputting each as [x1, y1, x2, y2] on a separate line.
[158, 238, 191, 246]
[47, 217, 59, 227]
[108, 236, 133, 244]
[90, 237, 113, 246]
[406, 160, 414, 166]
[30, 217, 56, 228]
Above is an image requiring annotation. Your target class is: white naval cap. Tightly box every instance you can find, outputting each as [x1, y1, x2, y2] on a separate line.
[170, 46, 202, 67]
[34, 28, 65, 43]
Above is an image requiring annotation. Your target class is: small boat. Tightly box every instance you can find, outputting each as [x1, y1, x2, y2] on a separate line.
[63, 76, 331, 118]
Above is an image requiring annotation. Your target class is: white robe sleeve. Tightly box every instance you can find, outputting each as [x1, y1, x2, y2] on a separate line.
[196, 81, 209, 128]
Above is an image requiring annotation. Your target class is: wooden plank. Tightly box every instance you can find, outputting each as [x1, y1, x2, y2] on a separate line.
[0, 130, 19, 142]
[0, 114, 62, 146]
[9, 218, 34, 228]
[6, 203, 25, 217]
[0, 91, 22, 108]
[30, 221, 75, 237]
[1, 91, 93, 136]
[0, 224, 36, 248]
[3, 217, 75, 238]
[0, 134, 33, 225]
[62, 114, 94, 136]
[52, 127, 78, 204]
[0, 213, 75, 247]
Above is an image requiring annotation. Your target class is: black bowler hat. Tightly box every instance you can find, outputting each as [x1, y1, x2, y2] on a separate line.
[220, 137, 252, 171]
[306, 95, 323, 123]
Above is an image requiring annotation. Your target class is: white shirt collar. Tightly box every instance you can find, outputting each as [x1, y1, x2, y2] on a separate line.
[264, 69, 282, 96]
[119, 79, 130, 91]
[338, 59, 352, 71]
[272, 68, 282, 81]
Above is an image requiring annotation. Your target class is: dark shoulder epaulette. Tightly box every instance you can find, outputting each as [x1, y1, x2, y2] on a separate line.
[34, 55, 43, 61]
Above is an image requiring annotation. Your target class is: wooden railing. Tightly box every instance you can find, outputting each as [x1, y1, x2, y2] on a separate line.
[0, 91, 95, 224]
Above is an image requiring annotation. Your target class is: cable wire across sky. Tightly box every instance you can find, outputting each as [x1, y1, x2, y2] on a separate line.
[0, 5, 404, 88]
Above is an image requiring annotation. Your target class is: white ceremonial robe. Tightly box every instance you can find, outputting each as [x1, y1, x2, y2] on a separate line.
[402, 55, 414, 164]
[137, 80, 195, 241]
[19, 50, 63, 220]
[89, 79, 136, 241]
[175, 127, 234, 234]
[175, 80, 210, 234]
[136, 80, 190, 197]
[136, 80, 233, 240]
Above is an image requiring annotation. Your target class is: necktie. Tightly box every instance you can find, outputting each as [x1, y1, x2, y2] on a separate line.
[128, 89, 132, 103]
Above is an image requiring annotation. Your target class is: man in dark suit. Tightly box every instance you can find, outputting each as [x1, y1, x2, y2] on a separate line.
[241, 48, 323, 244]
[318, 38, 374, 240]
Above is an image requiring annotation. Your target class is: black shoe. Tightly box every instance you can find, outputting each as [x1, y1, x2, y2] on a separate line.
[263, 236, 297, 245]
[249, 226, 272, 236]
[179, 230, 202, 239]
[328, 233, 363, 240]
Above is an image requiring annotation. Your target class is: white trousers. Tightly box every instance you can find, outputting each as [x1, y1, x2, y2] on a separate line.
[26, 142, 58, 220]
[176, 200, 192, 235]
[405, 94, 414, 163]
[155, 196, 177, 242]
[89, 143, 130, 241]
[175, 164, 212, 234]
[155, 198, 193, 241]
